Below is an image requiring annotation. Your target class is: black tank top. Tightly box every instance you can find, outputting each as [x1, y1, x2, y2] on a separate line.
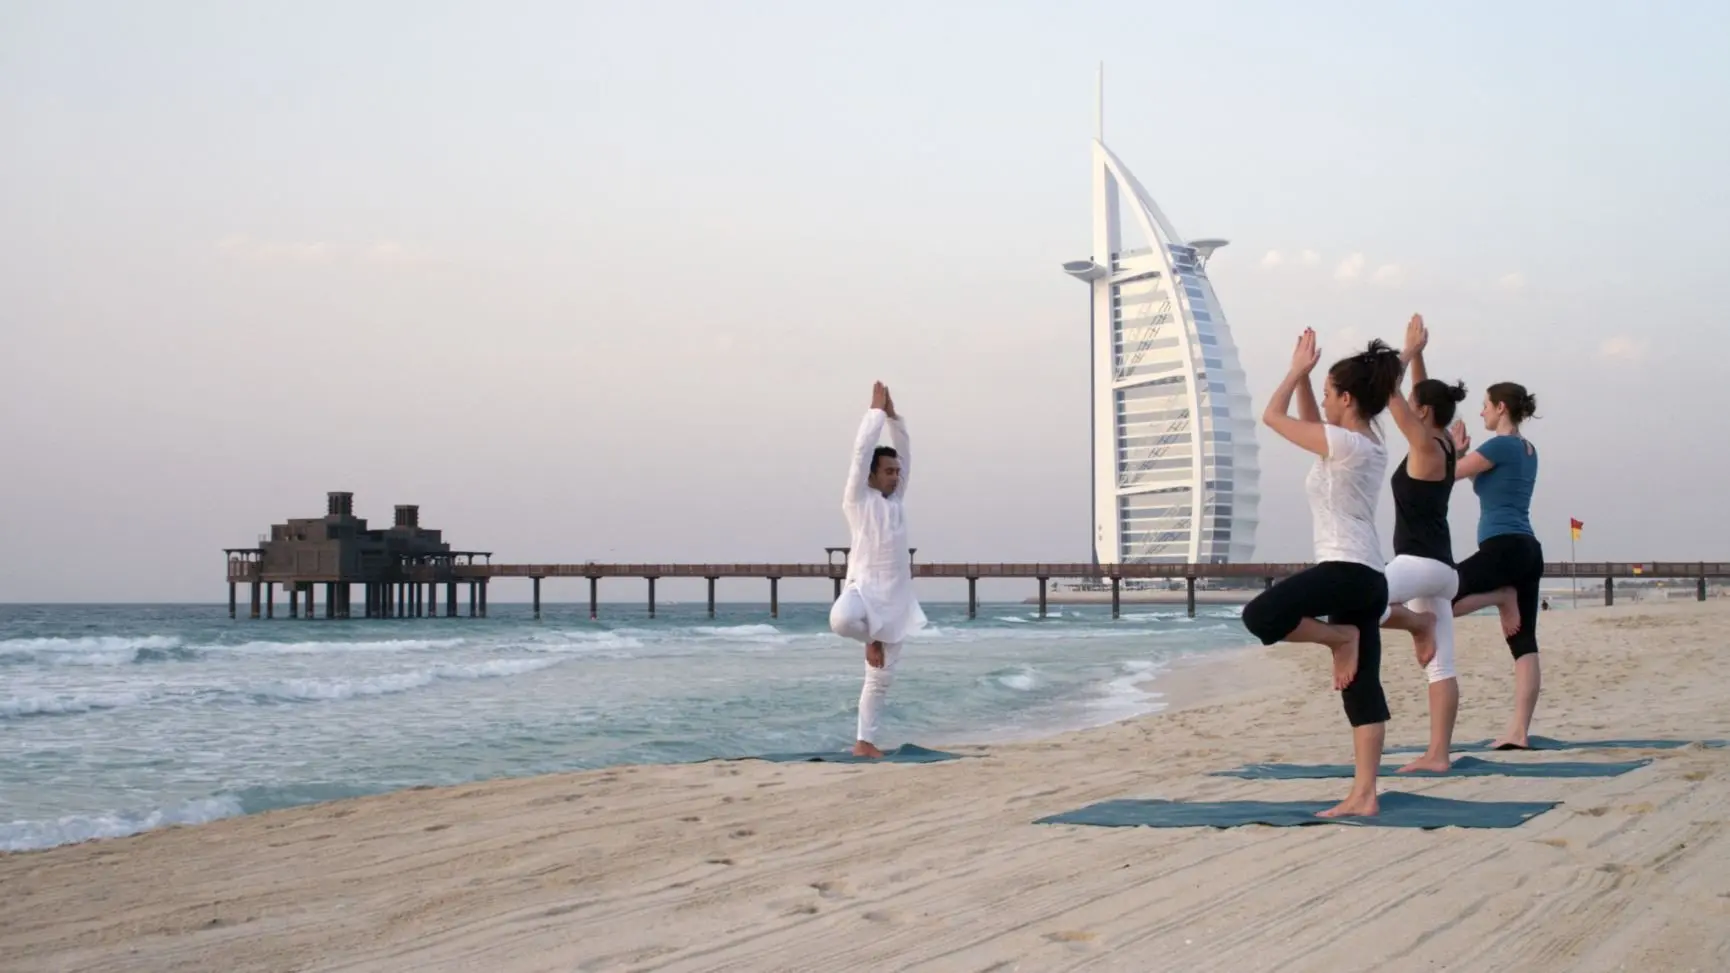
[1391, 436, 1456, 565]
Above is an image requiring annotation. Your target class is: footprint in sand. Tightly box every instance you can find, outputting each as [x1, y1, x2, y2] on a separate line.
[785, 903, 820, 916]
[862, 909, 902, 924]
[1044, 930, 1098, 946]
[705, 857, 735, 866]
[730, 828, 756, 839]
[679, 816, 702, 823]
[810, 880, 850, 899]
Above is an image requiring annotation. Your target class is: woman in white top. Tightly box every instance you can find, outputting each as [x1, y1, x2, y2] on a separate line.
[1241, 329, 1404, 818]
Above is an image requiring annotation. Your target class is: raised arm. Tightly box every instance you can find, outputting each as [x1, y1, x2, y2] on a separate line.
[844, 384, 890, 507]
[1261, 329, 1331, 458]
[1387, 314, 1430, 451]
[1406, 312, 1431, 387]
[885, 396, 909, 499]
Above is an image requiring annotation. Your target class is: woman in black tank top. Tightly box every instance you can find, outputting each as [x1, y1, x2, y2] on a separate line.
[1381, 316, 1470, 773]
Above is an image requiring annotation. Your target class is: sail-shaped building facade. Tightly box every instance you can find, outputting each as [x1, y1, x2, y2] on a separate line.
[1062, 72, 1260, 566]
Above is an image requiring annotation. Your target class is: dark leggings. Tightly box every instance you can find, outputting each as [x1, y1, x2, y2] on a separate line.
[1454, 532, 1544, 659]
[1242, 561, 1389, 727]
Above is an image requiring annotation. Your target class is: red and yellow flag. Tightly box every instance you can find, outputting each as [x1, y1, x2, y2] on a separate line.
[1569, 517, 1583, 541]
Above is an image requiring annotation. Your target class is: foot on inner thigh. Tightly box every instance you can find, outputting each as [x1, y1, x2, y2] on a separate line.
[851, 740, 884, 758]
[1410, 611, 1438, 667]
[1329, 628, 1360, 691]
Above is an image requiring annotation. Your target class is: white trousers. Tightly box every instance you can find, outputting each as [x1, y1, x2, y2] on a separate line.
[829, 587, 903, 744]
[1381, 554, 1460, 683]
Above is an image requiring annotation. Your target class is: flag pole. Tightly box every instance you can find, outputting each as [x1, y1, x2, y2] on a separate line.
[1570, 527, 1578, 609]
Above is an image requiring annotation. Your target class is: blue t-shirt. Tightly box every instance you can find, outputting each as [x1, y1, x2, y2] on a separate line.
[1472, 434, 1537, 543]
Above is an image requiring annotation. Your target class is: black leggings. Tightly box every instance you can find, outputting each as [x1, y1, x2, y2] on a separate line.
[1241, 561, 1390, 727]
[1454, 532, 1544, 659]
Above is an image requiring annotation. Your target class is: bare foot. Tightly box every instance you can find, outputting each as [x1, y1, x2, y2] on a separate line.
[865, 641, 885, 668]
[1490, 736, 1531, 751]
[1497, 596, 1521, 638]
[1329, 629, 1359, 691]
[1397, 754, 1451, 774]
[1316, 792, 1379, 818]
[851, 741, 884, 758]
[1409, 611, 1437, 667]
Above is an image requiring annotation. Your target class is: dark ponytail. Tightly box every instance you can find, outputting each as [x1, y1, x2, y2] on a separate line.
[1486, 382, 1538, 424]
[1413, 378, 1468, 427]
[1326, 339, 1404, 420]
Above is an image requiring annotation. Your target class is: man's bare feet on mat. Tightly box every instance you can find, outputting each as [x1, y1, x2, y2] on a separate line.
[851, 741, 884, 758]
[1329, 630, 1359, 690]
[1316, 792, 1379, 818]
[1409, 611, 1438, 667]
[1397, 754, 1451, 774]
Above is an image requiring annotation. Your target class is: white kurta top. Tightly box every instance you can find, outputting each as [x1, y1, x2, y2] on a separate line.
[841, 407, 927, 644]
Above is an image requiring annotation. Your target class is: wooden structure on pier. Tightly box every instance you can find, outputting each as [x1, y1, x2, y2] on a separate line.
[225, 492, 495, 620]
[225, 508, 1730, 620]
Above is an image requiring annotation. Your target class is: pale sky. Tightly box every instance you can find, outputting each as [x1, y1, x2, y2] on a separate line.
[3, 1, 1727, 603]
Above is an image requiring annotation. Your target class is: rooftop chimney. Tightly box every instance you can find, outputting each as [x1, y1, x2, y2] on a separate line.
[394, 504, 419, 529]
[327, 492, 354, 517]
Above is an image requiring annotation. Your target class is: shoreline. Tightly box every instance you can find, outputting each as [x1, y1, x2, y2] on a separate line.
[1, 633, 1265, 856]
[6, 600, 1729, 971]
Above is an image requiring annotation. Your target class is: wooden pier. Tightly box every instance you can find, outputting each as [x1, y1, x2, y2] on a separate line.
[226, 491, 1728, 621]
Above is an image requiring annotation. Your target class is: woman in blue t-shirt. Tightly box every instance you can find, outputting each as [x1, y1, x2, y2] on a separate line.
[1448, 382, 1542, 750]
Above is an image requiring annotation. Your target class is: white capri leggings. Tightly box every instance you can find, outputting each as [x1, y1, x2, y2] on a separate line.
[829, 587, 903, 744]
[1381, 554, 1460, 683]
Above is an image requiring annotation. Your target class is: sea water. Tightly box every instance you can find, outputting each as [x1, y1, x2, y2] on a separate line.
[0, 600, 1252, 852]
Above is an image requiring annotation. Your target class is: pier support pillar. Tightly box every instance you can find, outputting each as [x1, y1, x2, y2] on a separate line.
[428, 582, 438, 618]
[289, 584, 299, 619]
[769, 577, 780, 619]
[1264, 576, 1274, 589]
[588, 576, 598, 620]
[325, 583, 336, 619]
[479, 580, 488, 618]
[1699, 576, 1707, 602]
[446, 581, 457, 617]
[646, 577, 656, 618]
[249, 581, 261, 619]
[228, 582, 236, 619]
[305, 583, 315, 620]
[398, 584, 407, 618]
[532, 577, 542, 619]
[832, 576, 843, 601]
[414, 583, 423, 618]
[1037, 576, 1048, 619]
[706, 577, 717, 618]
[266, 583, 275, 619]
[1605, 577, 1614, 607]
[1186, 576, 1197, 618]
[1110, 576, 1120, 620]
[967, 577, 978, 619]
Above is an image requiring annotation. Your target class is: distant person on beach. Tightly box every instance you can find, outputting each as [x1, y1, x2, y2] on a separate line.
[1448, 382, 1544, 750]
[1241, 330, 1403, 818]
[828, 381, 928, 758]
[1376, 314, 1469, 774]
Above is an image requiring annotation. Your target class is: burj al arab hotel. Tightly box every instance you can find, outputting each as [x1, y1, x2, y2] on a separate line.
[1062, 68, 1259, 566]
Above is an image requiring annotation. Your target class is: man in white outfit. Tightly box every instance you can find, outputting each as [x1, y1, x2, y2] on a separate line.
[829, 381, 928, 757]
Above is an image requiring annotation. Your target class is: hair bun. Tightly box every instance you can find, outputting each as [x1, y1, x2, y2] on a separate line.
[1448, 382, 1468, 403]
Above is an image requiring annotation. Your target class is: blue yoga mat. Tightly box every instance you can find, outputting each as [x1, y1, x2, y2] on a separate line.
[1211, 754, 1652, 779]
[1386, 735, 1726, 754]
[1035, 791, 1557, 830]
[731, 743, 962, 764]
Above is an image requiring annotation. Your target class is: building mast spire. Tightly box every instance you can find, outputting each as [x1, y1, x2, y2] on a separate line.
[1095, 61, 1104, 142]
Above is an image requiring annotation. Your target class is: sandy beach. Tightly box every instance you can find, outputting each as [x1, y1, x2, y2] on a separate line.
[5, 599, 1729, 972]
